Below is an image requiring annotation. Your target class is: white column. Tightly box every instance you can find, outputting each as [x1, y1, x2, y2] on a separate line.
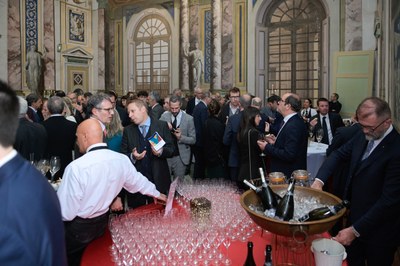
[211, 0, 222, 91]
[180, 0, 189, 91]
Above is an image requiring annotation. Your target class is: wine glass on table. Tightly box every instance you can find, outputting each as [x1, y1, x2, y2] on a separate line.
[316, 128, 324, 149]
[50, 156, 61, 182]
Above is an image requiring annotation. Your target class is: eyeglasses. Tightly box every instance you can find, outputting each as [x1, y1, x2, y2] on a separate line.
[358, 118, 388, 133]
[96, 107, 114, 113]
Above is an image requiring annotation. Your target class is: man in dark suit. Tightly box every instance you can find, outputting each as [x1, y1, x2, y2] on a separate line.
[329, 92, 342, 113]
[26, 93, 43, 122]
[257, 93, 308, 178]
[223, 94, 252, 182]
[120, 99, 174, 209]
[218, 87, 241, 124]
[148, 91, 164, 120]
[186, 87, 203, 116]
[312, 97, 400, 266]
[310, 97, 345, 145]
[0, 80, 67, 265]
[14, 96, 47, 161]
[43, 96, 77, 179]
[192, 91, 211, 179]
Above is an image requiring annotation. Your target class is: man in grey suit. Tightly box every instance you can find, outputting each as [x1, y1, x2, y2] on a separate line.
[160, 95, 196, 180]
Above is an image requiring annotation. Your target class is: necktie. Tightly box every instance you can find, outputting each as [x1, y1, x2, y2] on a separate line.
[140, 125, 147, 137]
[322, 116, 329, 144]
[362, 140, 374, 160]
[172, 116, 177, 129]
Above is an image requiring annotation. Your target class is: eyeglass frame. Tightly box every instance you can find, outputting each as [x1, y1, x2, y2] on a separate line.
[96, 107, 114, 113]
[357, 118, 389, 133]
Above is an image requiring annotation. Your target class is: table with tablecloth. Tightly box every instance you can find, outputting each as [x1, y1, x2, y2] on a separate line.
[307, 141, 328, 179]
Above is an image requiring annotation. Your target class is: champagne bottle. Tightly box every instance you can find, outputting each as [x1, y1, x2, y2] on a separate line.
[243, 241, 256, 266]
[275, 178, 295, 221]
[243, 180, 274, 210]
[259, 168, 279, 209]
[298, 200, 350, 222]
[264, 244, 273, 266]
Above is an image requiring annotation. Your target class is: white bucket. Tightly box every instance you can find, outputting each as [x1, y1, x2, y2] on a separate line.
[311, 238, 347, 266]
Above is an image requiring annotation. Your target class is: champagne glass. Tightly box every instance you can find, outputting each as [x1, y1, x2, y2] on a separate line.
[50, 156, 61, 182]
[258, 132, 266, 157]
[316, 129, 324, 149]
[37, 159, 50, 176]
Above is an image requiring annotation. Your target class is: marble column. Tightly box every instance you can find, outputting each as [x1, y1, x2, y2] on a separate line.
[98, 8, 106, 91]
[211, 0, 221, 91]
[221, 0, 233, 90]
[180, 0, 189, 91]
[43, 0, 55, 91]
[8, 0, 22, 90]
[344, 0, 362, 51]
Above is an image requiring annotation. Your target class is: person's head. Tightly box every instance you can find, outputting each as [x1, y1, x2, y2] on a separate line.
[169, 95, 182, 116]
[229, 87, 241, 108]
[208, 98, 221, 117]
[26, 93, 42, 109]
[267, 95, 281, 111]
[148, 91, 160, 107]
[76, 119, 104, 153]
[106, 109, 124, 138]
[331, 93, 339, 102]
[73, 88, 84, 104]
[121, 95, 128, 108]
[303, 98, 313, 109]
[201, 91, 212, 105]
[54, 90, 66, 98]
[137, 90, 149, 102]
[239, 93, 252, 110]
[126, 99, 149, 125]
[47, 96, 65, 115]
[251, 97, 263, 110]
[316, 97, 330, 115]
[239, 106, 261, 139]
[356, 97, 392, 141]
[87, 93, 114, 125]
[172, 88, 182, 97]
[194, 87, 203, 100]
[0, 81, 19, 148]
[62, 97, 74, 117]
[193, 40, 199, 49]
[67, 92, 78, 104]
[163, 96, 171, 112]
[41, 98, 50, 120]
[29, 45, 36, 52]
[278, 93, 301, 117]
[17, 96, 28, 118]
[83, 92, 92, 106]
[106, 90, 118, 108]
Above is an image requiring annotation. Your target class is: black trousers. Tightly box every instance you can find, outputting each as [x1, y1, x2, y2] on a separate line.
[64, 212, 109, 266]
[346, 237, 396, 266]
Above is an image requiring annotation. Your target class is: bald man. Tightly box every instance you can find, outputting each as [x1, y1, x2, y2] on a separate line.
[57, 119, 166, 266]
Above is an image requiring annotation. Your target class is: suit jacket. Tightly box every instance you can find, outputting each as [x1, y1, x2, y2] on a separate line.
[186, 97, 196, 116]
[14, 118, 47, 161]
[192, 101, 208, 147]
[43, 116, 77, 178]
[27, 107, 41, 123]
[264, 114, 308, 178]
[160, 111, 196, 165]
[0, 153, 67, 265]
[316, 128, 400, 245]
[150, 104, 164, 120]
[203, 116, 225, 167]
[311, 112, 344, 144]
[121, 118, 174, 193]
[223, 112, 242, 167]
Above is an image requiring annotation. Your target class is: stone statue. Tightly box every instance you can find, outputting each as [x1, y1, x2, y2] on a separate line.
[25, 45, 42, 95]
[184, 41, 204, 90]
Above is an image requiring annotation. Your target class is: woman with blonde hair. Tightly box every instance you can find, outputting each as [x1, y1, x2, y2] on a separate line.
[106, 109, 124, 152]
[62, 97, 77, 123]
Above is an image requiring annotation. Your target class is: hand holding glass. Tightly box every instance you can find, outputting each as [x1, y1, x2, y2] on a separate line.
[50, 156, 61, 182]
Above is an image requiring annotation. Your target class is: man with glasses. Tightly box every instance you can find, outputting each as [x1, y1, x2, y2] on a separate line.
[312, 97, 400, 266]
[87, 93, 114, 136]
[218, 87, 241, 124]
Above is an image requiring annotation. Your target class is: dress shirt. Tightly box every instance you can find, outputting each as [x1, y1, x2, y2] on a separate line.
[229, 105, 239, 116]
[319, 114, 333, 144]
[368, 124, 393, 154]
[0, 149, 17, 168]
[57, 144, 160, 221]
[172, 110, 183, 128]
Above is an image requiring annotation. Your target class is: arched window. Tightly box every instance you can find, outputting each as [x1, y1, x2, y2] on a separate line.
[134, 15, 170, 97]
[266, 0, 326, 102]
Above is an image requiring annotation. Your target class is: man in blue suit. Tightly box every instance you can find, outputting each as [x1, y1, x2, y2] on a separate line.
[257, 93, 308, 178]
[0, 80, 67, 265]
[312, 97, 400, 266]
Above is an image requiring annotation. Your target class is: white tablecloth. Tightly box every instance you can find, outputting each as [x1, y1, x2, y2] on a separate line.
[307, 141, 328, 178]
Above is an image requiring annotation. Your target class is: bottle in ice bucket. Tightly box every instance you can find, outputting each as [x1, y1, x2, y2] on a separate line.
[264, 244, 273, 266]
[275, 177, 295, 221]
[259, 168, 279, 209]
[243, 179, 277, 211]
[298, 200, 350, 222]
[243, 241, 256, 266]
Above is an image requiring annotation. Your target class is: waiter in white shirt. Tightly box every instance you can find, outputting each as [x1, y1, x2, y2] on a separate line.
[57, 119, 167, 266]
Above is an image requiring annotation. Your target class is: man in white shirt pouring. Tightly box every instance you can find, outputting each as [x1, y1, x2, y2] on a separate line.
[57, 119, 167, 266]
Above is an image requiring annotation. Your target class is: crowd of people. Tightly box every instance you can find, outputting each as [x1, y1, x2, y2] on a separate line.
[1, 79, 399, 266]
